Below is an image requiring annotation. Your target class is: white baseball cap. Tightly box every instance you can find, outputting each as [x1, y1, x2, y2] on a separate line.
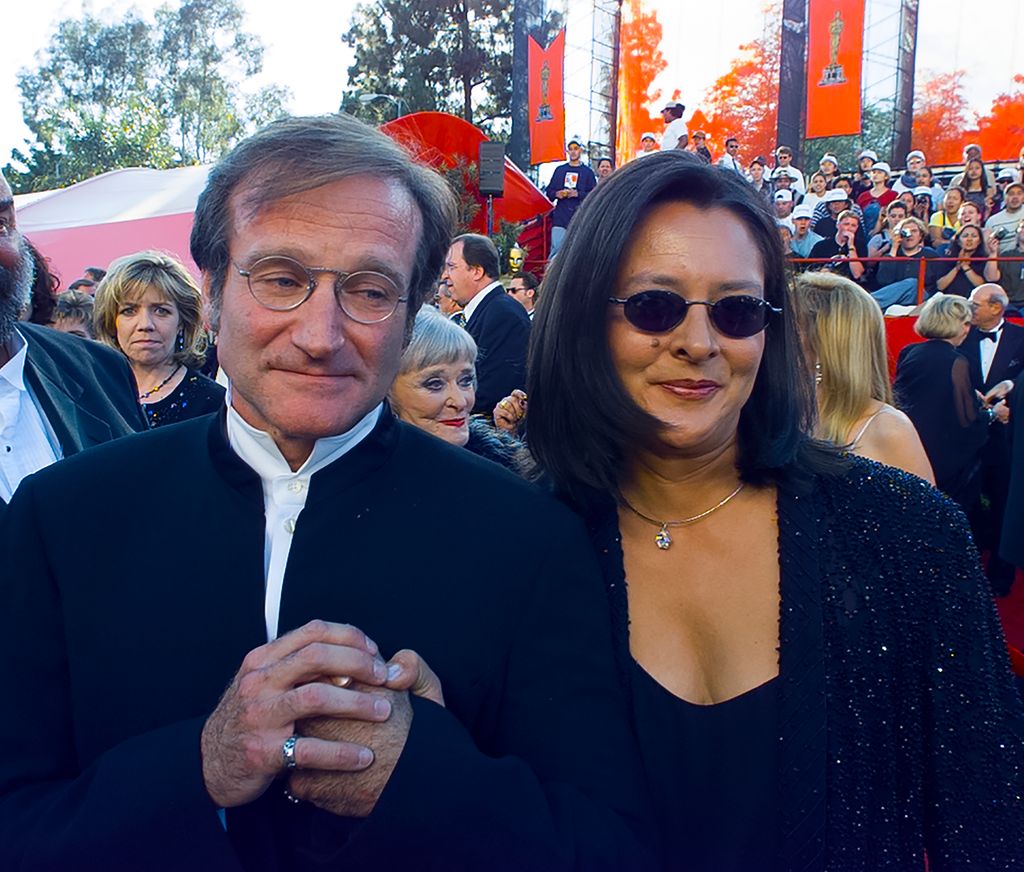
[792, 204, 814, 219]
[871, 162, 892, 177]
[823, 189, 850, 203]
[774, 189, 794, 202]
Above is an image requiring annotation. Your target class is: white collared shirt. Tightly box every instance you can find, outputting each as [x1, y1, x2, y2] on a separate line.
[462, 280, 504, 326]
[0, 329, 60, 503]
[226, 402, 382, 640]
[979, 319, 1005, 383]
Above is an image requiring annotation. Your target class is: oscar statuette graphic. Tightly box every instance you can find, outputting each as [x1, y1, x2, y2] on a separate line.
[536, 61, 554, 122]
[818, 10, 848, 85]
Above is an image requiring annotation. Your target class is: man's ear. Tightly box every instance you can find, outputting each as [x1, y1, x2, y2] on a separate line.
[202, 272, 220, 333]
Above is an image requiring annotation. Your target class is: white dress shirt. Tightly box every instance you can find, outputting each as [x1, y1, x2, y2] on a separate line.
[0, 328, 60, 503]
[226, 402, 381, 641]
[979, 319, 1005, 383]
[462, 280, 504, 326]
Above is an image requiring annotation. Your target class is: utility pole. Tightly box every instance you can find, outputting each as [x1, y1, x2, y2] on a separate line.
[510, 0, 545, 169]
[892, 0, 920, 165]
[777, 0, 808, 168]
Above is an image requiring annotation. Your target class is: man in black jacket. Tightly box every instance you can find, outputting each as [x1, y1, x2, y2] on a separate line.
[0, 114, 649, 871]
[442, 232, 530, 415]
[0, 172, 146, 517]
[962, 283, 1024, 594]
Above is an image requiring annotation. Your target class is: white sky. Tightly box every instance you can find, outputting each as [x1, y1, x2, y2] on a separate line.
[4, 0, 1022, 167]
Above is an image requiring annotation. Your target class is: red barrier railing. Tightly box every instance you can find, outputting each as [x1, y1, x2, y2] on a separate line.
[790, 254, 1024, 305]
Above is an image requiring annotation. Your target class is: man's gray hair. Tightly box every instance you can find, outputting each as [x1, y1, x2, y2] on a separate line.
[398, 306, 477, 375]
[190, 113, 458, 328]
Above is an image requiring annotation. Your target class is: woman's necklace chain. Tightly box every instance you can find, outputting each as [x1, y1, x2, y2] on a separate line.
[138, 365, 182, 401]
[620, 483, 746, 551]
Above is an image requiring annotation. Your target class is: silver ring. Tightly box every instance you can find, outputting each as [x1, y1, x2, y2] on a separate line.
[282, 734, 299, 770]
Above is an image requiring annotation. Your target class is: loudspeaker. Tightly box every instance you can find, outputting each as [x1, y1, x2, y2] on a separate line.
[478, 142, 506, 196]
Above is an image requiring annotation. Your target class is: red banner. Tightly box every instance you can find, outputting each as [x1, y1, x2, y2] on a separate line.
[528, 30, 566, 165]
[805, 0, 866, 138]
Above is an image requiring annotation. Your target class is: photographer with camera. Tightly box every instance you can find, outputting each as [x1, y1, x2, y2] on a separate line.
[986, 180, 1024, 255]
[870, 216, 940, 311]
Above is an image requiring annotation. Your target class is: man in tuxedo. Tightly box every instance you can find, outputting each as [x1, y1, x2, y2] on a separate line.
[0, 114, 648, 871]
[963, 283, 1024, 594]
[442, 232, 530, 414]
[0, 172, 146, 516]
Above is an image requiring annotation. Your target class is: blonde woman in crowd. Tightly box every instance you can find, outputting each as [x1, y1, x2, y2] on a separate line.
[793, 272, 934, 482]
[94, 250, 225, 427]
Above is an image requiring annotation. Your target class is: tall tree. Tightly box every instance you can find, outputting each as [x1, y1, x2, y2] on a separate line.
[615, 0, 668, 163]
[699, 11, 780, 163]
[912, 71, 975, 167]
[154, 0, 286, 164]
[339, 0, 514, 136]
[5, 0, 290, 192]
[974, 74, 1024, 161]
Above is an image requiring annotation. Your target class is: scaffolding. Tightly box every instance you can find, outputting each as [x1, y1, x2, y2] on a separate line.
[561, 0, 622, 162]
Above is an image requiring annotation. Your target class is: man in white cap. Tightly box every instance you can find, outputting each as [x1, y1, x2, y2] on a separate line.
[659, 101, 688, 150]
[636, 132, 658, 158]
[985, 179, 1024, 254]
[774, 189, 795, 221]
[790, 203, 824, 258]
[852, 149, 877, 199]
[817, 152, 840, 185]
[545, 135, 597, 256]
[905, 150, 927, 172]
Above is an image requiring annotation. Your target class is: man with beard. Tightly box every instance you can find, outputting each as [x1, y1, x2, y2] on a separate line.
[0, 173, 146, 516]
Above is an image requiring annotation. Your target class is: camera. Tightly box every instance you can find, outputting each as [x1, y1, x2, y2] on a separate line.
[899, 228, 912, 239]
[992, 227, 1010, 240]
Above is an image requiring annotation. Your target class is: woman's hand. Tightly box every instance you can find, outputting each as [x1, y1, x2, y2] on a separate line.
[493, 389, 528, 433]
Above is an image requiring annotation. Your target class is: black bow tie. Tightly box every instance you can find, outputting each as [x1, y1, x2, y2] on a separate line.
[980, 331, 998, 342]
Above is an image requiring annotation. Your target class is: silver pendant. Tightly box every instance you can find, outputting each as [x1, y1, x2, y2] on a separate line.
[655, 525, 673, 550]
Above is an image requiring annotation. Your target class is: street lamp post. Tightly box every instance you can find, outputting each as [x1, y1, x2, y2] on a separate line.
[357, 93, 407, 119]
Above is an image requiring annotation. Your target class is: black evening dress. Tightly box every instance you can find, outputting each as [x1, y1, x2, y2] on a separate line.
[631, 662, 780, 871]
[894, 339, 989, 508]
[142, 369, 225, 427]
[582, 457, 1024, 870]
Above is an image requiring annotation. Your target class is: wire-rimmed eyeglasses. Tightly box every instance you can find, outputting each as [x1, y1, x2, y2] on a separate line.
[234, 255, 408, 324]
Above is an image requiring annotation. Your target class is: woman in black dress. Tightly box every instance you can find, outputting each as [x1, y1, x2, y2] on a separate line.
[523, 154, 1024, 870]
[894, 293, 999, 509]
[94, 250, 224, 426]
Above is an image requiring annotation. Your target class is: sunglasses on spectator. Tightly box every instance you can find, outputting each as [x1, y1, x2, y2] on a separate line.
[609, 291, 780, 337]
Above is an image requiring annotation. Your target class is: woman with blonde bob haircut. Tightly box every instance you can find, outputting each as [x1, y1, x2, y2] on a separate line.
[894, 293, 999, 507]
[793, 272, 933, 482]
[94, 250, 224, 426]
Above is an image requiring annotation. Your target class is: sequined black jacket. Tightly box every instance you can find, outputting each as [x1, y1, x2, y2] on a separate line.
[586, 458, 1024, 871]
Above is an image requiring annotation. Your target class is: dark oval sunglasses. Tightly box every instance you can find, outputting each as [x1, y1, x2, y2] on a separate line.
[609, 291, 781, 338]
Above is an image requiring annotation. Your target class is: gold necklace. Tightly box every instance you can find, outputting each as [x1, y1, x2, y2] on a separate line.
[620, 483, 746, 550]
[138, 365, 181, 401]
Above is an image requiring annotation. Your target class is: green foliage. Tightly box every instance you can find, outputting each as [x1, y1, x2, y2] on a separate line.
[4, 0, 290, 193]
[339, 0, 514, 137]
[803, 100, 895, 169]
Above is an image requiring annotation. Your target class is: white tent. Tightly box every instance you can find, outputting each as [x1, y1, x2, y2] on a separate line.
[15, 165, 210, 285]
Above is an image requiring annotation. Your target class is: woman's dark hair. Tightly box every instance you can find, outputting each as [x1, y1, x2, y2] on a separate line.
[962, 158, 986, 192]
[947, 223, 983, 258]
[25, 238, 59, 325]
[527, 151, 840, 507]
